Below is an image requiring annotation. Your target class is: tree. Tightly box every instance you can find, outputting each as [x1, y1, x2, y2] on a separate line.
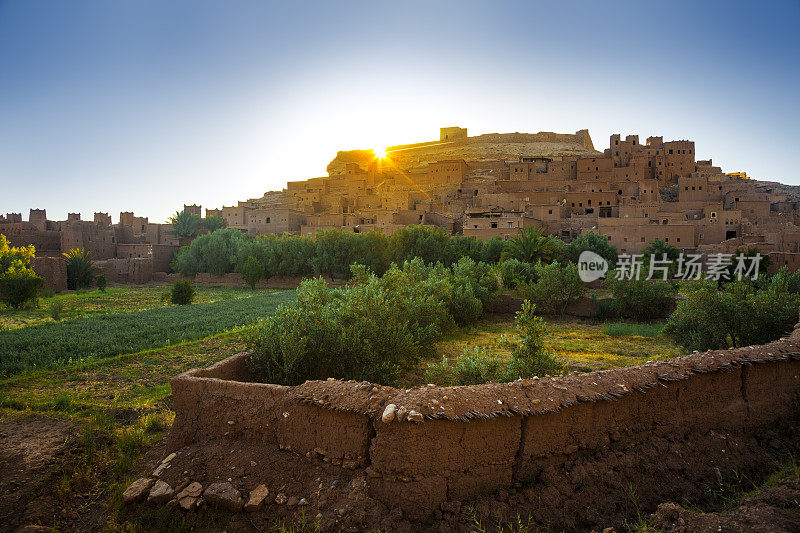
[168, 210, 202, 241]
[0, 260, 43, 309]
[0, 235, 42, 309]
[0, 234, 35, 273]
[241, 256, 265, 290]
[201, 215, 227, 233]
[480, 236, 505, 264]
[522, 261, 586, 317]
[567, 231, 618, 265]
[63, 248, 95, 290]
[501, 226, 561, 263]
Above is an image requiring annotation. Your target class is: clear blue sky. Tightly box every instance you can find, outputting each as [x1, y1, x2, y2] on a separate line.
[1, 0, 798, 222]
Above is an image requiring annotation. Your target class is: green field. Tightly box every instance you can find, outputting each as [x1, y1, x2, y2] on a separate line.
[0, 286, 267, 330]
[0, 287, 295, 377]
[406, 315, 685, 386]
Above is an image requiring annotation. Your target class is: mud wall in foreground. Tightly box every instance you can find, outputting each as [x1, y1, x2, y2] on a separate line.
[168, 330, 800, 521]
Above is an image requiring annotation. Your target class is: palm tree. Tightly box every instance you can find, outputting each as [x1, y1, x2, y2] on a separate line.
[501, 226, 560, 263]
[201, 215, 227, 233]
[168, 210, 202, 242]
[63, 248, 95, 290]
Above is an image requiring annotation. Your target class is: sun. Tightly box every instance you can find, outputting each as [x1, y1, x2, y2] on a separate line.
[372, 147, 387, 159]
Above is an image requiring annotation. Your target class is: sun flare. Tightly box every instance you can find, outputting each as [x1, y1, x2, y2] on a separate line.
[372, 147, 387, 159]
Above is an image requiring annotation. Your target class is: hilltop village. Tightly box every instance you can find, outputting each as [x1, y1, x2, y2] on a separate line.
[4, 127, 800, 285]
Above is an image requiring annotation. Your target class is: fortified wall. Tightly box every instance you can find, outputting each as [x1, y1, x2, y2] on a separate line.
[166, 326, 800, 526]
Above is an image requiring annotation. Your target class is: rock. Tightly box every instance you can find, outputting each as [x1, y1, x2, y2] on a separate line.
[381, 404, 396, 423]
[298, 498, 308, 506]
[204, 482, 243, 511]
[152, 463, 170, 477]
[275, 493, 287, 505]
[147, 480, 174, 504]
[244, 484, 270, 512]
[250, 460, 257, 467]
[406, 410, 423, 423]
[161, 452, 177, 464]
[176, 481, 202, 500]
[286, 495, 299, 508]
[123, 478, 155, 503]
[178, 496, 198, 511]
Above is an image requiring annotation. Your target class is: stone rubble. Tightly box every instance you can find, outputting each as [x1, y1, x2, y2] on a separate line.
[204, 482, 243, 511]
[122, 478, 154, 503]
[244, 484, 270, 512]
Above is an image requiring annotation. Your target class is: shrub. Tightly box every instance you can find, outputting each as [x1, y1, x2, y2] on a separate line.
[567, 231, 618, 265]
[511, 300, 563, 377]
[481, 236, 505, 264]
[40, 287, 57, 299]
[422, 300, 562, 385]
[95, 275, 107, 292]
[500, 259, 537, 289]
[520, 262, 585, 317]
[664, 279, 800, 351]
[0, 260, 43, 309]
[240, 256, 265, 290]
[49, 300, 64, 321]
[170, 279, 195, 305]
[247, 258, 498, 385]
[606, 276, 676, 320]
[63, 248, 95, 290]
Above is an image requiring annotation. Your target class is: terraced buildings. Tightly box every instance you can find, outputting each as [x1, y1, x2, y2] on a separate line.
[216, 127, 800, 271]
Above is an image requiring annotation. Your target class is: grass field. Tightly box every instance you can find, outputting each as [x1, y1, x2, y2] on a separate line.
[405, 315, 685, 386]
[0, 286, 268, 330]
[0, 287, 295, 377]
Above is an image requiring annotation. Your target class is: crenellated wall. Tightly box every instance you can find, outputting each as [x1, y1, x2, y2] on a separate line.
[168, 328, 800, 522]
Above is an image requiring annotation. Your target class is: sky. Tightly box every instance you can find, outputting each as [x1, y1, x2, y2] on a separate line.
[1, 0, 799, 223]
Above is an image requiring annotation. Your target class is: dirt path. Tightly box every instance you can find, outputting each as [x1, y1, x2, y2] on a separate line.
[0, 415, 72, 530]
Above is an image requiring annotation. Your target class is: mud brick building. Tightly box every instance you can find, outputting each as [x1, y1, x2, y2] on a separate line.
[7, 127, 800, 281]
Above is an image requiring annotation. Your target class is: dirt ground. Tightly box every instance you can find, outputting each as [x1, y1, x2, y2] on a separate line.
[2, 413, 799, 532]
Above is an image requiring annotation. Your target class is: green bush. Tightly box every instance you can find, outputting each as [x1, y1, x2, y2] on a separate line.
[520, 262, 585, 317]
[0, 260, 44, 309]
[240, 256, 265, 290]
[606, 276, 676, 320]
[500, 259, 537, 289]
[481, 236, 505, 264]
[664, 279, 800, 351]
[95, 274, 107, 292]
[49, 299, 64, 321]
[247, 258, 498, 385]
[170, 279, 195, 305]
[423, 300, 562, 385]
[567, 231, 618, 265]
[63, 248, 95, 290]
